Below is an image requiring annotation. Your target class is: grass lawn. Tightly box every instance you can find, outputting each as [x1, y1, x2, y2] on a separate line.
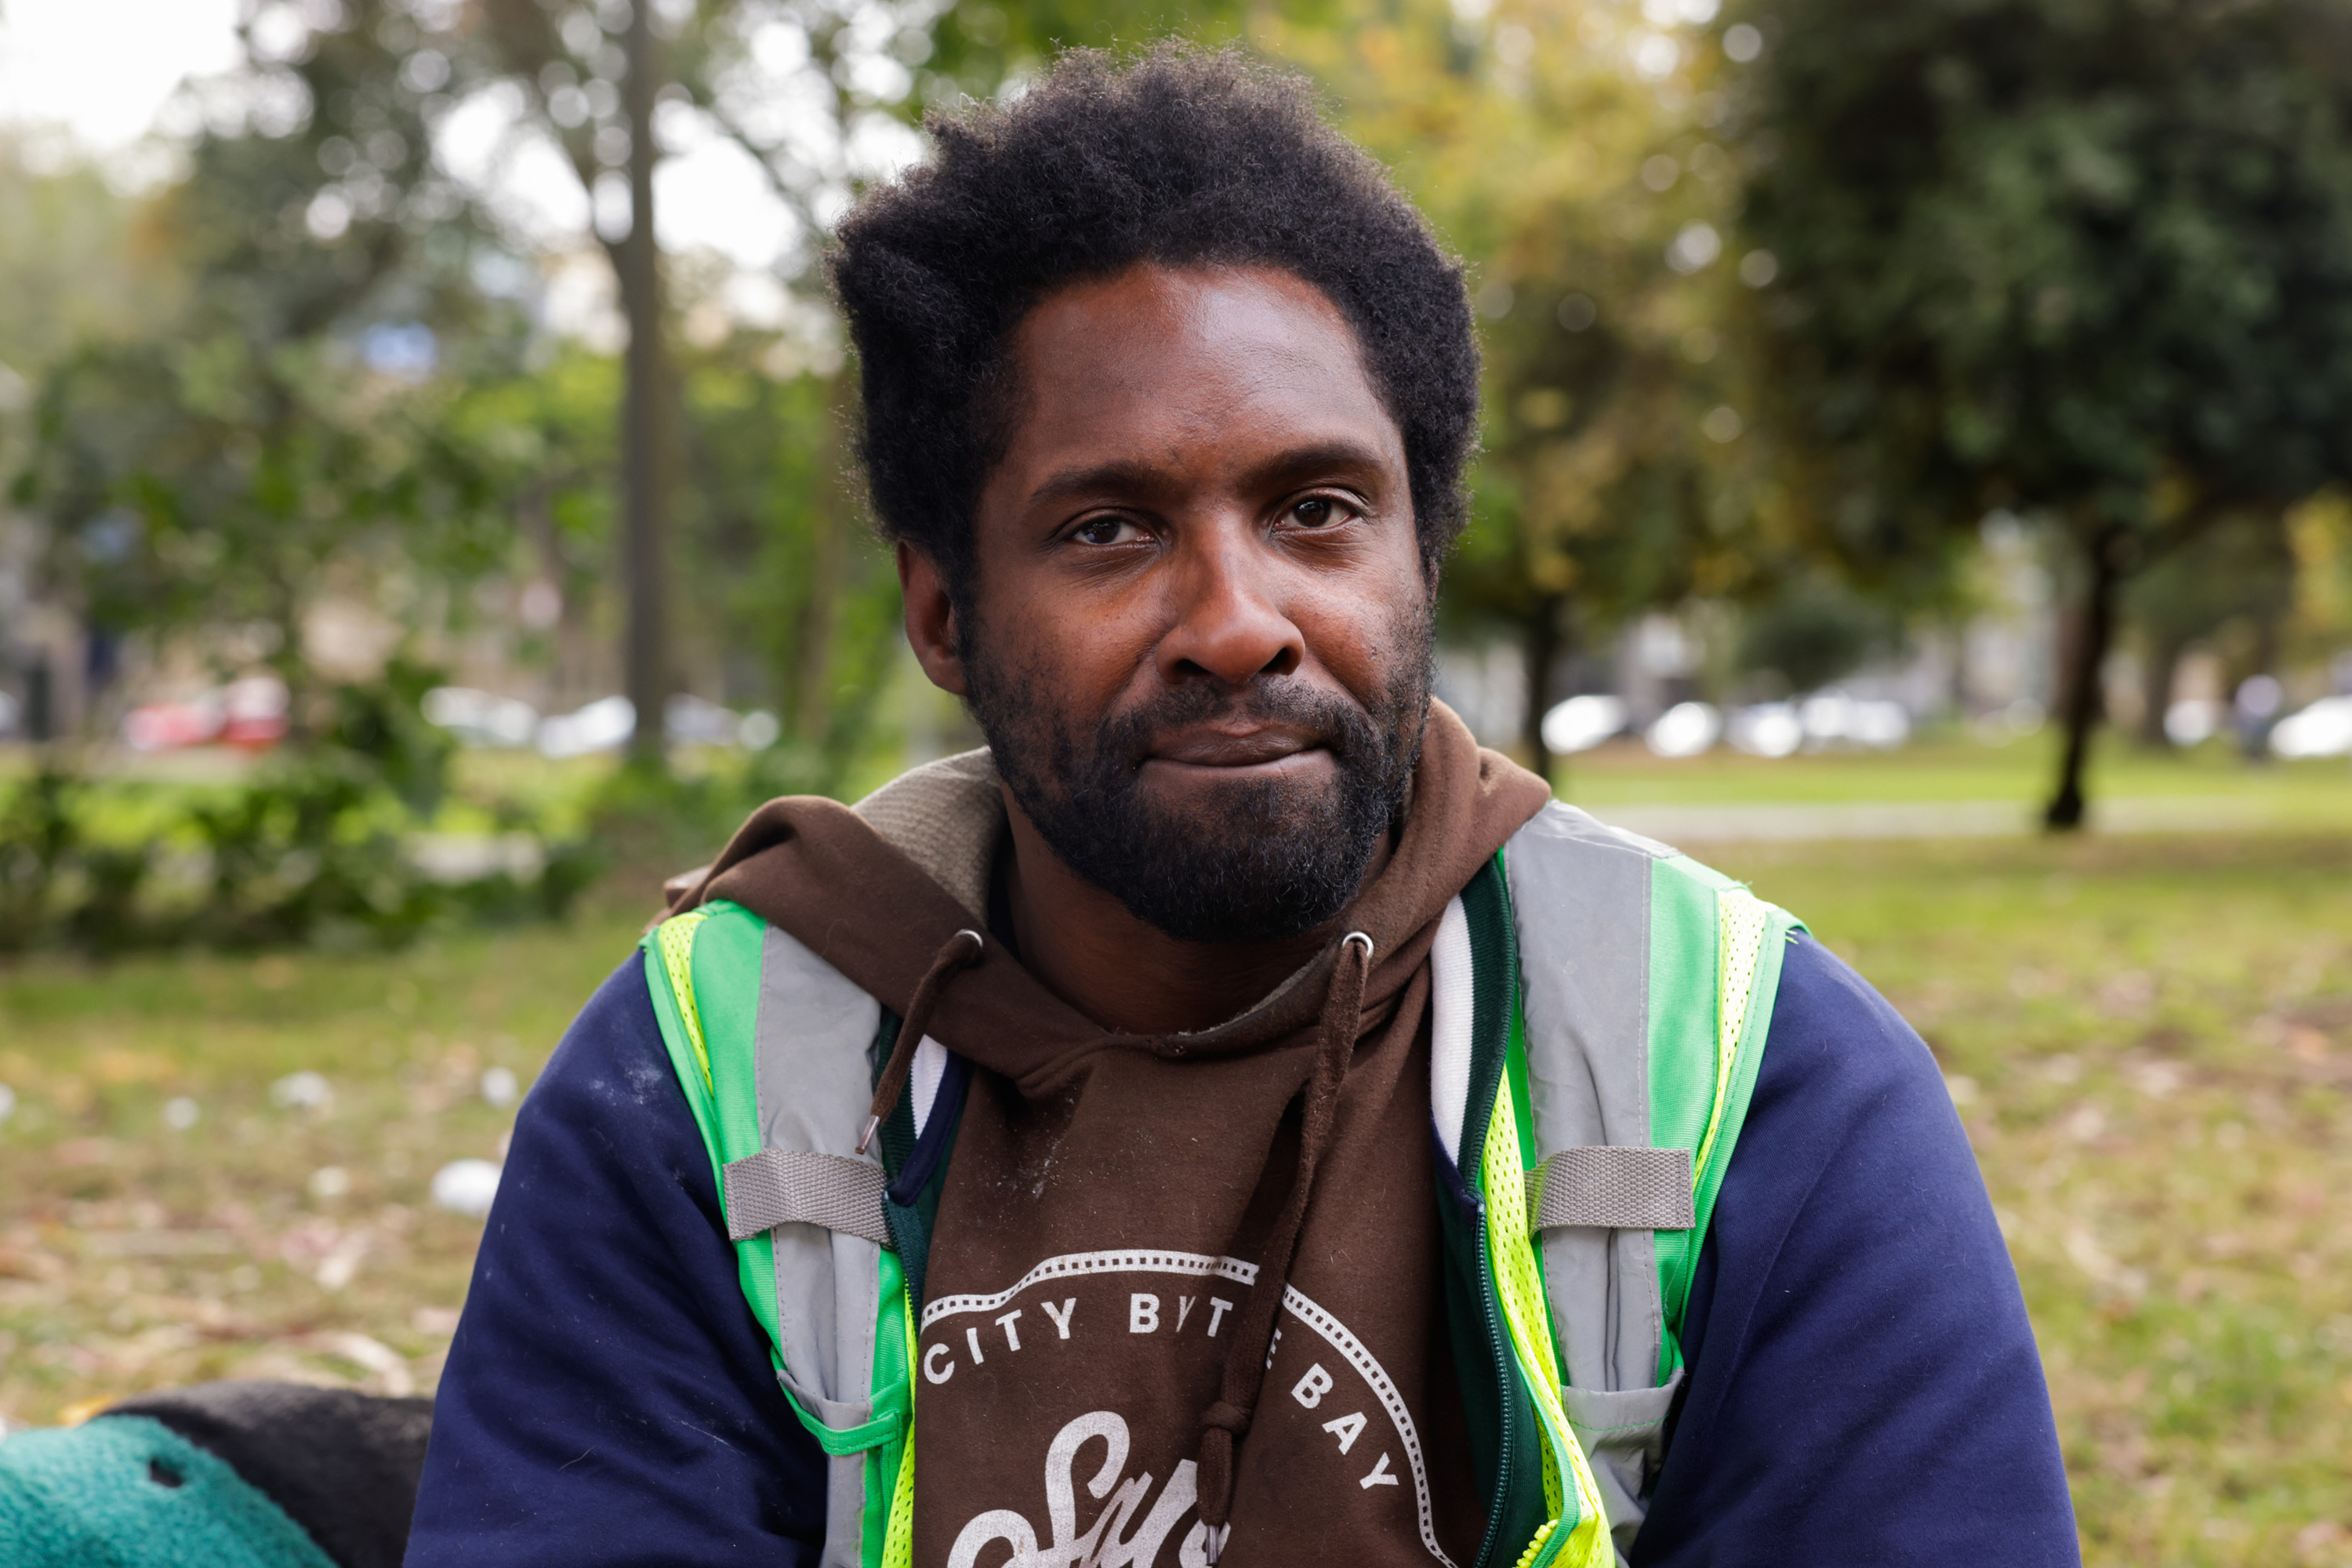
[3, 829, 2349, 1565]
[1559, 730, 2352, 820]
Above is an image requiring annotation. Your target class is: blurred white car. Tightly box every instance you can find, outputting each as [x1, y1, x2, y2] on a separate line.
[1647, 701, 1722, 758]
[1540, 694, 1628, 756]
[2270, 695, 2352, 759]
[423, 687, 540, 748]
[1728, 702, 1803, 757]
[532, 693, 781, 757]
[1798, 689, 1910, 750]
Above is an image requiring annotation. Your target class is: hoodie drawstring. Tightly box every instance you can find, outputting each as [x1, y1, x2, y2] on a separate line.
[1192, 930, 1375, 1554]
[859, 927, 985, 1154]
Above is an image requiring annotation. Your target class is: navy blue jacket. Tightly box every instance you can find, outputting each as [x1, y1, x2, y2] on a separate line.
[405, 933, 2078, 1566]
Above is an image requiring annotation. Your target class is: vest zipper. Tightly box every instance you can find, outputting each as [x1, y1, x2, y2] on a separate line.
[1475, 1207, 1519, 1568]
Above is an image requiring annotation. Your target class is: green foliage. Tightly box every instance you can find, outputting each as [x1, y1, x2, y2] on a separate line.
[0, 136, 170, 380]
[1740, 0, 2352, 815]
[1264, 0, 1803, 760]
[1734, 580, 1892, 695]
[0, 671, 593, 959]
[23, 333, 509, 686]
[1744, 0, 2352, 533]
[13, 0, 527, 710]
[673, 342, 900, 779]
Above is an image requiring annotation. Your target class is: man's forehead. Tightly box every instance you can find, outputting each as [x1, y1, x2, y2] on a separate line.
[996, 263, 1403, 488]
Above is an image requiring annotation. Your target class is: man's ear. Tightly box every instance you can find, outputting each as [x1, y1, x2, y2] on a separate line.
[898, 542, 969, 697]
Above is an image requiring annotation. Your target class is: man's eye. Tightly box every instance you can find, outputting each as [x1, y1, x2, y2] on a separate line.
[1287, 496, 1353, 529]
[1073, 517, 1141, 546]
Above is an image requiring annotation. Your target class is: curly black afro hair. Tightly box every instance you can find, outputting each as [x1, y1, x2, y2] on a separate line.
[828, 43, 1481, 598]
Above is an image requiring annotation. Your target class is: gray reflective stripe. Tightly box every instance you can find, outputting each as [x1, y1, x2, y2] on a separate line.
[1504, 800, 1675, 1399]
[774, 1368, 881, 1568]
[724, 1150, 895, 1247]
[1526, 1147, 1695, 1232]
[1562, 1371, 1684, 1563]
[748, 921, 889, 1568]
[750, 922, 884, 1428]
[821, 1454, 868, 1568]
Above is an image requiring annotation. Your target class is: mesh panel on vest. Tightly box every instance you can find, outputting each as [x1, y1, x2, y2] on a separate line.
[656, 911, 713, 1091]
[1696, 887, 1770, 1182]
[1483, 1073, 1614, 1568]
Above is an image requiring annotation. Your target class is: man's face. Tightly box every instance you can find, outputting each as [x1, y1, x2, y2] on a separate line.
[913, 263, 1434, 945]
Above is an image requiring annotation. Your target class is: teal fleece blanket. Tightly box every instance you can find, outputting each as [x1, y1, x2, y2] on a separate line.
[0, 1414, 335, 1568]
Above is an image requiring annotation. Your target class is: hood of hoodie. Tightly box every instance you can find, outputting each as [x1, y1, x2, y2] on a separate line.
[686, 702, 1549, 1566]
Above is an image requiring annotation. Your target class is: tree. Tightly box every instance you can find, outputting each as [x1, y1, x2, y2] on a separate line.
[1272, 0, 1798, 775]
[464, 0, 1045, 768]
[18, 0, 521, 724]
[1740, 0, 2352, 825]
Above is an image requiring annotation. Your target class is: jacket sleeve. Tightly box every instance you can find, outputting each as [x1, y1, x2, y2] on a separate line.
[404, 958, 827, 1567]
[1632, 935, 2080, 1567]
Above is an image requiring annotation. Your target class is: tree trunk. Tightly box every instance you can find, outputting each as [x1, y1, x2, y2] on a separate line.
[794, 497, 842, 747]
[2139, 636, 2183, 748]
[787, 376, 858, 753]
[2044, 526, 2127, 829]
[619, 3, 671, 770]
[1520, 593, 1564, 787]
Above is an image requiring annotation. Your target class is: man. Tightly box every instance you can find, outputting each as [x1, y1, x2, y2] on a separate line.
[405, 46, 2078, 1568]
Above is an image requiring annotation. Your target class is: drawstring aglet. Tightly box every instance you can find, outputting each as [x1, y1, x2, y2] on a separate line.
[855, 1115, 883, 1156]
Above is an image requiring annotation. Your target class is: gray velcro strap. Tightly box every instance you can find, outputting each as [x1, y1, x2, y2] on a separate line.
[1526, 1146, 1695, 1232]
[723, 1150, 895, 1248]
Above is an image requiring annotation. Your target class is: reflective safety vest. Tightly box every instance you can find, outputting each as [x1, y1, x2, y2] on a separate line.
[641, 775, 1801, 1568]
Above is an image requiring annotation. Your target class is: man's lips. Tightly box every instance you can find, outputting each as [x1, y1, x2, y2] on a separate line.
[1142, 727, 1332, 770]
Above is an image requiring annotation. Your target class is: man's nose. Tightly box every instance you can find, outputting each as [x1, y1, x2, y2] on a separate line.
[1154, 525, 1305, 688]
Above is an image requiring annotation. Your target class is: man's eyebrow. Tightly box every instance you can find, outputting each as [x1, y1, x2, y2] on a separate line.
[1239, 440, 1392, 492]
[1025, 441, 1392, 509]
[1027, 459, 1168, 508]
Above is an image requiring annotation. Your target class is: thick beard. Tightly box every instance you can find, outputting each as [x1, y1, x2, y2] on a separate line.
[966, 612, 1434, 946]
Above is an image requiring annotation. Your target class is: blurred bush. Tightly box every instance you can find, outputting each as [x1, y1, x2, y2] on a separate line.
[0, 665, 595, 957]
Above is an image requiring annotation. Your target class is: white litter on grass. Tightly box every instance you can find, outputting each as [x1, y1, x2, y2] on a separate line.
[301, 1330, 413, 1396]
[0, 1084, 14, 1127]
[314, 1230, 369, 1291]
[411, 1305, 463, 1336]
[431, 1159, 502, 1218]
[270, 1072, 332, 1111]
[163, 1097, 200, 1131]
[480, 1066, 520, 1109]
[309, 1166, 350, 1200]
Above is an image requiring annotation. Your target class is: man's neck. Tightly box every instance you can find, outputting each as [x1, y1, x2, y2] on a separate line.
[996, 788, 1387, 1036]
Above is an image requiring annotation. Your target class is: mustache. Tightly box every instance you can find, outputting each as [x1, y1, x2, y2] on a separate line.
[1094, 677, 1381, 771]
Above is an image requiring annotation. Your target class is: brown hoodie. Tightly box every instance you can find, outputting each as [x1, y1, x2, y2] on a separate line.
[684, 704, 1549, 1566]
